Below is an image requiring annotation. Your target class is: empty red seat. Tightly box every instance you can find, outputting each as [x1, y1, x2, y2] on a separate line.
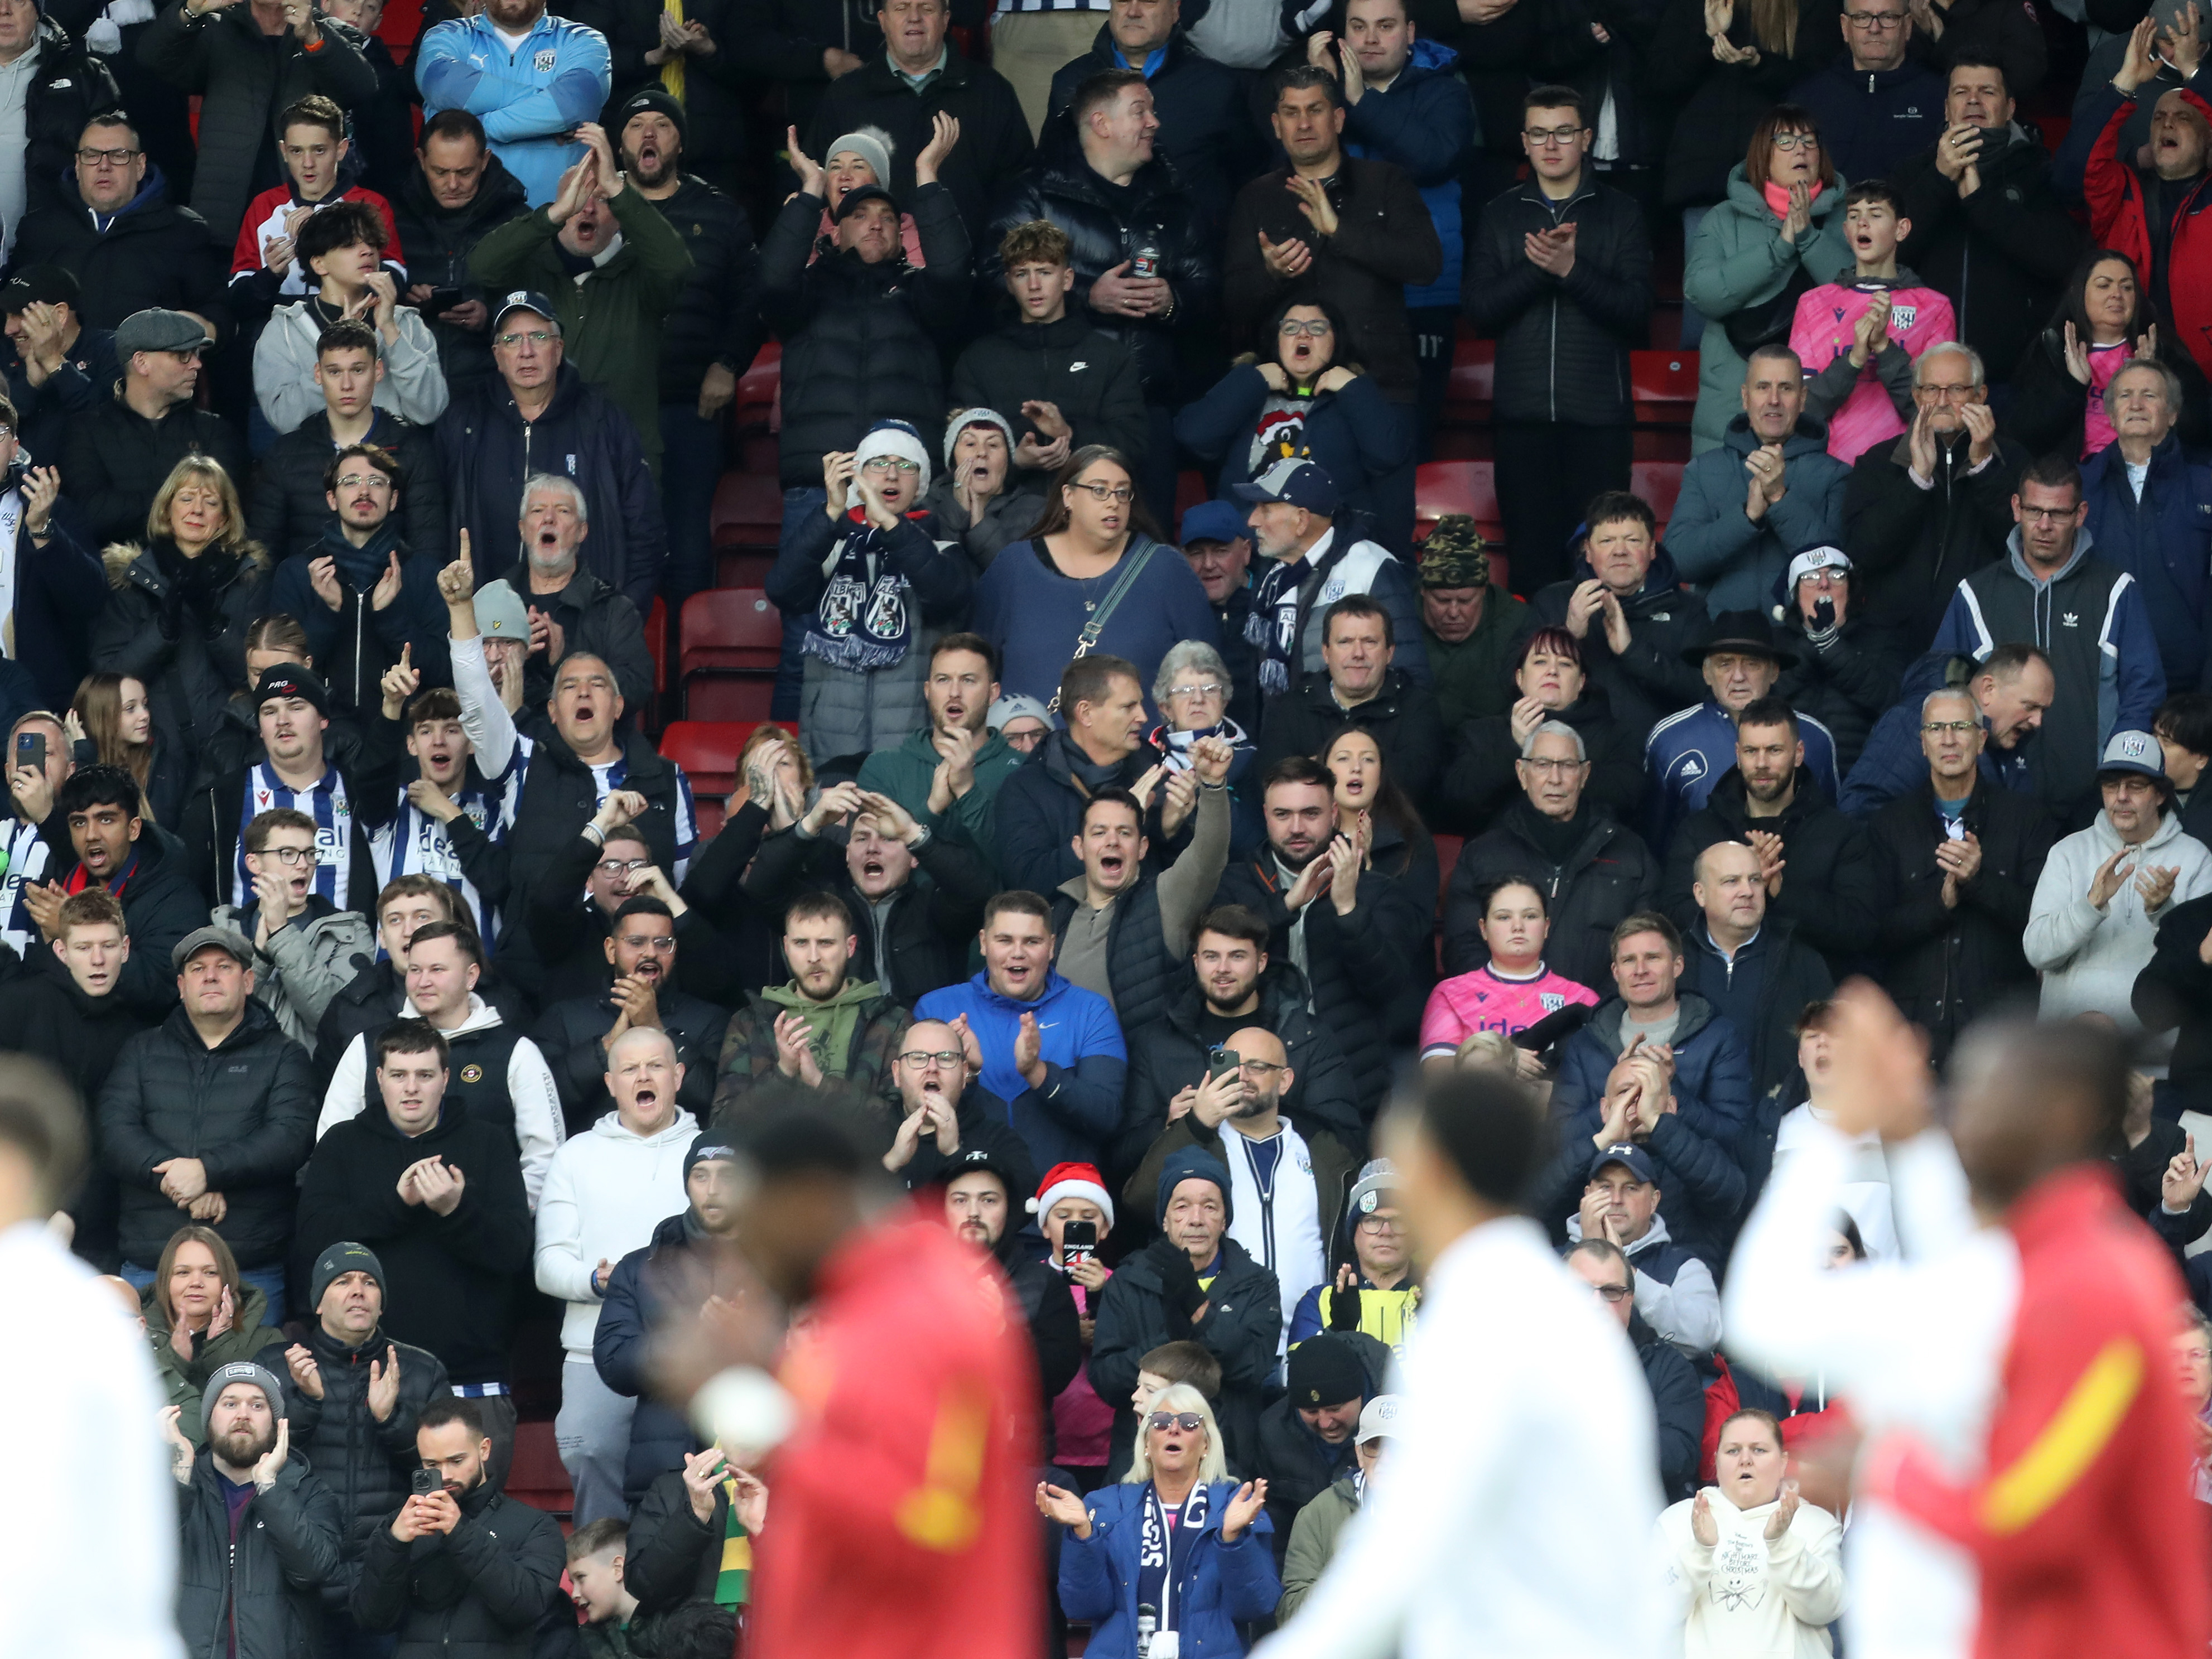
[679, 590, 780, 720]
[1444, 338, 1495, 423]
[505, 1420, 571, 1518]
[1413, 460, 1504, 544]
[1631, 350, 1699, 424]
[645, 595, 667, 698]
[736, 343, 780, 429]
[711, 471, 783, 551]
[1174, 469, 1209, 528]
[1632, 460, 1685, 528]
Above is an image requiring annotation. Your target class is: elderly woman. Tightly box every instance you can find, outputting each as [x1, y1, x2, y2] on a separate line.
[1040, 1383, 1279, 1659]
[1438, 627, 1644, 832]
[1683, 105, 1852, 452]
[922, 408, 1045, 569]
[1174, 296, 1411, 546]
[1151, 640, 1260, 852]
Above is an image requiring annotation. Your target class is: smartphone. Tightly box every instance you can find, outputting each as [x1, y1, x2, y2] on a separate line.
[15, 731, 44, 774]
[1062, 1219, 1098, 1272]
[1208, 1048, 1241, 1084]
[411, 1468, 441, 1498]
[422, 287, 466, 314]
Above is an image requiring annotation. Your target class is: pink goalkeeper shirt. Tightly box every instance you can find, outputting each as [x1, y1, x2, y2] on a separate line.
[1420, 963, 1600, 1057]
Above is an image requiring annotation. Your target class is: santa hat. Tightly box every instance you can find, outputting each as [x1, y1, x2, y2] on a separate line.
[1029, 1161, 1115, 1230]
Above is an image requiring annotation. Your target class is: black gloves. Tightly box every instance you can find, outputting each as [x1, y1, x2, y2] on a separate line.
[1328, 1281, 1362, 1332]
[1148, 1236, 1207, 1329]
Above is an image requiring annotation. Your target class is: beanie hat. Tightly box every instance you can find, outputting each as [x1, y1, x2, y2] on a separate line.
[684, 1131, 739, 1180]
[1030, 1161, 1115, 1229]
[1155, 1149, 1233, 1228]
[617, 86, 688, 147]
[825, 129, 894, 189]
[202, 1361, 285, 1437]
[1285, 1333, 1367, 1410]
[1345, 1159, 1400, 1227]
[1418, 517, 1491, 590]
[943, 407, 1016, 467]
[854, 417, 932, 499]
[309, 1241, 384, 1312]
[254, 663, 330, 718]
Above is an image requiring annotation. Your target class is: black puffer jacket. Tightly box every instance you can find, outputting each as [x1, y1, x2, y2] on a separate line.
[1660, 766, 1880, 969]
[949, 312, 1150, 482]
[137, 0, 377, 244]
[1842, 428, 2031, 654]
[386, 154, 532, 397]
[20, 16, 123, 223]
[1893, 127, 2081, 384]
[1532, 545, 1712, 748]
[99, 997, 316, 1271]
[176, 1448, 346, 1659]
[620, 1469, 742, 1654]
[90, 533, 272, 776]
[66, 395, 252, 548]
[351, 1478, 565, 1659]
[642, 174, 765, 407]
[1437, 682, 1646, 834]
[1443, 797, 1657, 991]
[980, 133, 1220, 406]
[253, 1326, 453, 1596]
[597, 1211, 738, 1503]
[761, 180, 971, 488]
[6, 165, 233, 338]
[1045, 26, 1260, 228]
[248, 408, 448, 563]
[1464, 175, 1653, 427]
[1772, 610, 1906, 774]
[1871, 774, 2055, 1064]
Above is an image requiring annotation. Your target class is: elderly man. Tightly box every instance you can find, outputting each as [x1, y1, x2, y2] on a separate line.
[1843, 341, 2031, 649]
[1771, 544, 1905, 774]
[500, 473, 654, 712]
[414, 0, 610, 206]
[1842, 641, 2056, 817]
[1788, 0, 1945, 186]
[1444, 719, 1659, 991]
[1932, 454, 2167, 821]
[2081, 361, 2212, 694]
[1645, 614, 1842, 854]
[1679, 839, 1835, 1097]
[1894, 59, 2082, 385]
[1668, 345, 1851, 619]
[2026, 729, 2212, 1032]
[1868, 684, 2056, 1060]
[1418, 519, 1533, 731]
[1177, 501, 1262, 734]
[438, 291, 666, 613]
[1661, 696, 1877, 971]
[1257, 595, 1447, 807]
[1533, 490, 1709, 745]
[61, 307, 248, 544]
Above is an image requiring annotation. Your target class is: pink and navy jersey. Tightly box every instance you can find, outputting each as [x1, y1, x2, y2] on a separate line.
[1419, 963, 1599, 1057]
[1790, 279, 1957, 464]
[234, 763, 354, 908]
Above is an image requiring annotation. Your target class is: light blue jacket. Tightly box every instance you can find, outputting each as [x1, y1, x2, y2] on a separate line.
[415, 12, 611, 207]
[913, 970, 1127, 1173]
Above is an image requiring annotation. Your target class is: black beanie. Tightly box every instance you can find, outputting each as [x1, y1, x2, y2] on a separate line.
[1286, 1334, 1368, 1410]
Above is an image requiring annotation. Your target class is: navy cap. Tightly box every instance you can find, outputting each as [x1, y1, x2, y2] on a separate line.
[490, 290, 561, 335]
[836, 183, 900, 221]
[1231, 457, 1340, 515]
[1588, 1142, 1659, 1185]
[1179, 500, 1248, 547]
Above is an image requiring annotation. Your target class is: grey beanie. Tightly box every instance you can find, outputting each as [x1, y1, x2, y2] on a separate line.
[309, 1241, 385, 1313]
[825, 128, 893, 188]
[202, 1361, 285, 1437]
[1346, 1158, 1400, 1225]
[943, 407, 1016, 467]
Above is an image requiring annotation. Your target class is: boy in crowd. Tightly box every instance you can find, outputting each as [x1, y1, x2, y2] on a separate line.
[229, 95, 404, 315]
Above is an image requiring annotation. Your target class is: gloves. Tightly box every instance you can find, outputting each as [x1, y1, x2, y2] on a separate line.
[1328, 1281, 1362, 1332]
[1147, 1236, 1207, 1329]
[156, 583, 187, 642]
[1804, 597, 1840, 653]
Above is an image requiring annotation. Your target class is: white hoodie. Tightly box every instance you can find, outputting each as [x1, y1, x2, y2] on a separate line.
[2025, 805, 2212, 1037]
[317, 992, 565, 1208]
[534, 1107, 698, 1358]
[1655, 1487, 1847, 1657]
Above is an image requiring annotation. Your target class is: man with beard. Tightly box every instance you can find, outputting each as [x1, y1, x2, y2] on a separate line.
[532, 896, 729, 1129]
[1215, 759, 1428, 1128]
[940, 1144, 1082, 1417]
[210, 807, 376, 1049]
[391, 110, 530, 397]
[534, 1026, 700, 1526]
[352, 1394, 565, 1657]
[1660, 697, 1877, 972]
[260, 1242, 451, 1650]
[856, 633, 1028, 864]
[615, 89, 764, 609]
[879, 1016, 1036, 1192]
[2079, 362, 2212, 695]
[415, 0, 610, 208]
[162, 1362, 345, 1659]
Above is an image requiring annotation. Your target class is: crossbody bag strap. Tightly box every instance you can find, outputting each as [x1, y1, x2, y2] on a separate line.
[1046, 541, 1159, 713]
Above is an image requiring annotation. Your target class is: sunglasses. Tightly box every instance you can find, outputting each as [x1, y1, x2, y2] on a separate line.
[1148, 1411, 1205, 1433]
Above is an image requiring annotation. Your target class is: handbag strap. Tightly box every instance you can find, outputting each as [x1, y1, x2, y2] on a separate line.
[1047, 541, 1159, 713]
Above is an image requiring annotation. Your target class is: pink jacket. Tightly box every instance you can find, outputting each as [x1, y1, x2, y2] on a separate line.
[1790, 278, 1957, 464]
[1419, 964, 1599, 1057]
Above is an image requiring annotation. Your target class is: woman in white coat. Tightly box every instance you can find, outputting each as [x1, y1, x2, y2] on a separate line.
[1657, 1407, 1846, 1657]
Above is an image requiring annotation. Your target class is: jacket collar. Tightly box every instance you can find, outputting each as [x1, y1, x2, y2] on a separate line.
[2003, 524, 2096, 587]
[1721, 410, 1832, 457]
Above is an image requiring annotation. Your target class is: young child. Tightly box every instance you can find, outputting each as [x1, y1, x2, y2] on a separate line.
[1789, 182, 1956, 465]
[567, 1518, 640, 1657]
[1033, 1163, 1116, 1491]
[229, 94, 404, 315]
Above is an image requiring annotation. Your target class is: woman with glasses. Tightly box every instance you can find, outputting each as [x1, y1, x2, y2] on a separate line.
[1438, 627, 1644, 833]
[1682, 104, 1852, 452]
[1151, 640, 1261, 853]
[2007, 247, 2211, 460]
[1420, 876, 1599, 1073]
[1174, 297, 1409, 544]
[973, 444, 1220, 709]
[1285, 1159, 1421, 1354]
[1040, 1383, 1279, 1659]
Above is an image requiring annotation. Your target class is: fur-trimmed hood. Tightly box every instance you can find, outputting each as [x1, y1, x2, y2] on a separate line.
[102, 536, 273, 593]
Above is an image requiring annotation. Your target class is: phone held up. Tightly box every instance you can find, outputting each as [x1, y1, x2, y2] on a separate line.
[1061, 1219, 1099, 1274]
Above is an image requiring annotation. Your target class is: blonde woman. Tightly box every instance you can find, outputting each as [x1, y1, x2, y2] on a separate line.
[1039, 1383, 1279, 1657]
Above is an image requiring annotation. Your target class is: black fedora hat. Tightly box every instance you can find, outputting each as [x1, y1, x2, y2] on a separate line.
[1682, 609, 1798, 670]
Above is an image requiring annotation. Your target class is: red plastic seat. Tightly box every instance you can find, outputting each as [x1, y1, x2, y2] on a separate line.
[1174, 469, 1210, 528]
[1632, 460, 1685, 529]
[645, 595, 668, 699]
[1444, 338, 1494, 423]
[710, 471, 783, 551]
[1413, 460, 1504, 544]
[736, 343, 780, 430]
[1631, 350, 1699, 424]
[679, 590, 781, 721]
[505, 1420, 571, 1518]
[660, 720, 799, 840]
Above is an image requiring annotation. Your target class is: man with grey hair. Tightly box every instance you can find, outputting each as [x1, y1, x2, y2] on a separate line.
[1680, 839, 1833, 1096]
[1842, 337, 2030, 648]
[1443, 717, 1658, 990]
[500, 471, 653, 710]
[1866, 681, 2056, 1060]
[2081, 358, 2212, 695]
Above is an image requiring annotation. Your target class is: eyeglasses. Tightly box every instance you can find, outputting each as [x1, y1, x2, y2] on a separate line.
[1921, 720, 1979, 735]
[2020, 505, 2079, 523]
[333, 473, 388, 491]
[1278, 319, 1333, 337]
[1518, 757, 1587, 775]
[0, 426, 13, 443]
[1771, 132, 1821, 151]
[595, 857, 652, 877]
[1165, 683, 1225, 701]
[1916, 383, 1980, 401]
[615, 932, 676, 952]
[1147, 1411, 1206, 1433]
[1590, 1283, 1631, 1303]
[1069, 480, 1135, 504]
[1523, 126, 1584, 145]
[1233, 1058, 1285, 1076]
[1843, 8, 1907, 25]
[898, 1049, 964, 1069]
[76, 146, 139, 166]
[861, 456, 921, 474]
[494, 330, 554, 348]
[1356, 1214, 1402, 1234]
[261, 845, 317, 866]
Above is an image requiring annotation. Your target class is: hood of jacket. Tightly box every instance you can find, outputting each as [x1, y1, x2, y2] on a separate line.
[1563, 1205, 1682, 1258]
[2084, 804, 2195, 861]
[1719, 409, 1835, 461]
[2002, 524, 2100, 588]
[68, 160, 181, 228]
[585, 1107, 700, 1148]
[1587, 991, 1719, 1054]
[758, 977, 891, 1016]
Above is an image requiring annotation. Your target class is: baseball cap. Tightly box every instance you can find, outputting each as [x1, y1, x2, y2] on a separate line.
[1785, 544, 1852, 591]
[0, 264, 80, 316]
[1231, 457, 1340, 515]
[2098, 729, 2170, 791]
[1588, 1142, 1659, 1185]
[473, 578, 529, 643]
[1179, 500, 1247, 547]
[490, 291, 561, 335]
[1356, 1394, 1403, 1443]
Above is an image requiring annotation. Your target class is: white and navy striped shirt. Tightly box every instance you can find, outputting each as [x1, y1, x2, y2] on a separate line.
[234, 763, 354, 907]
[590, 756, 698, 884]
[369, 767, 525, 941]
[0, 813, 52, 959]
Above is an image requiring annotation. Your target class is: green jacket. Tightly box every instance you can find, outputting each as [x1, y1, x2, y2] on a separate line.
[709, 983, 913, 1136]
[1424, 584, 1534, 732]
[144, 1281, 284, 1445]
[855, 725, 1028, 867]
[1681, 163, 1853, 453]
[468, 186, 696, 467]
[1279, 1474, 1361, 1621]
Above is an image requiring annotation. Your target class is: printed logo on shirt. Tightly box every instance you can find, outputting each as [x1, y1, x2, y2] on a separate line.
[460, 1063, 484, 1083]
[1892, 303, 1918, 330]
[534, 47, 557, 69]
[2062, 612, 2080, 628]
[1070, 362, 1088, 372]
[1540, 991, 1568, 1013]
